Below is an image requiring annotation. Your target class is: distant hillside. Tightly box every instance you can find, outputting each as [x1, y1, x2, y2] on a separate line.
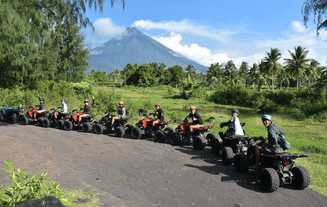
[87, 26, 208, 73]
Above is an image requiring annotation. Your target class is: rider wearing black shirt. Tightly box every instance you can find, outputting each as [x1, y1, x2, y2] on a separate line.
[78, 96, 94, 123]
[152, 103, 164, 126]
[185, 106, 203, 134]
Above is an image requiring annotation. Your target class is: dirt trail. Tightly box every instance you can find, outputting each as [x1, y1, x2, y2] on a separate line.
[0, 122, 326, 207]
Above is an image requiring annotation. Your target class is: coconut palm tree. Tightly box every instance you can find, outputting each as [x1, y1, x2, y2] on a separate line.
[257, 61, 268, 92]
[248, 63, 259, 89]
[284, 46, 311, 91]
[263, 48, 282, 92]
[238, 61, 249, 88]
[306, 59, 320, 86]
[206, 62, 224, 88]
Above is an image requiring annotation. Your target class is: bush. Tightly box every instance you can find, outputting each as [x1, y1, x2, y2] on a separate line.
[209, 84, 252, 105]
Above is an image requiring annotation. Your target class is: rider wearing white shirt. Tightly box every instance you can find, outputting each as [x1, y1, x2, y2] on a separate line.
[220, 109, 244, 136]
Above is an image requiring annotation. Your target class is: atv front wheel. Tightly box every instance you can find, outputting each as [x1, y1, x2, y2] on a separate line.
[94, 124, 104, 134]
[42, 118, 50, 128]
[291, 166, 310, 190]
[82, 122, 92, 132]
[169, 132, 181, 145]
[37, 117, 44, 126]
[260, 168, 280, 192]
[18, 115, 28, 125]
[222, 146, 234, 165]
[125, 124, 134, 134]
[131, 127, 142, 139]
[234, 154, 249, 173]
[57, 120, 64, 129]
[211, 137, 221, 155]
[193, 135, 207, 150]
[115, 126, 125, 137]
[63, 121, 73, 131]
[154, 130, 165, 142]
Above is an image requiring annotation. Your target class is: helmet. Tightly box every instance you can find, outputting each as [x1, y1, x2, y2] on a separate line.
[155, 103, 161, 107]
[232, 109, 239, 114]
[119, 101, 124, 105]
[84, 100, 89, 103]
[61, 99, 65, 102]
[40, 98, 44, 102]
[190, 106, 196, 110]
[262, 114, 272, 121]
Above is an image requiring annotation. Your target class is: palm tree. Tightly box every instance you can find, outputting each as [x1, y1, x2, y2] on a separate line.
[184, 64, 196, 80]
[284, 46, 311, 91]
[306, 59, 320, 86]
[223, 60, 237, 84]
[248, 63, 259, 89]
[257, 61, 268, 92]
[275, 63, 290, 91]
[206, 63, 224, 88]
[263, 48, 281, 92]
[238, 61, 249, 88]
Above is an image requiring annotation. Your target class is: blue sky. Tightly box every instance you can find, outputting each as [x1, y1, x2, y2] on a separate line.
[82, 0, 327, 68]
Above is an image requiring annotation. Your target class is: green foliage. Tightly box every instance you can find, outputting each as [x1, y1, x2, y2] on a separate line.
[93, 71, 107, 83]
[209, 84, 252, 105]
[0, 160, 72, 207]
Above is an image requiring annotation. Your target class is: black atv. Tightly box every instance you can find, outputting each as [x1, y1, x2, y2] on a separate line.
[234, 136, 310, 192]
[48, 107, 74, 129]
[0, 104, 25, 124]
[212, 122, 246, 165]
[97, 110, 133, 137]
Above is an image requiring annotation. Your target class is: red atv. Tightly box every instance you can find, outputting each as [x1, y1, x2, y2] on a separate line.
[169, 119, 218, 150]
[131, 112, 174, 140]
[22, 105, 53, 127]
[63, 108, 99, 132]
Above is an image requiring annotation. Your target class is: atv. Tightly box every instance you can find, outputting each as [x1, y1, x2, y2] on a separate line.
[48, 107, 74, 129]
[21, 105, 52, 127]
[233, 136, 310, 192]
[169, 119, 218, 150]
[212, 122, 248, 165]
[64, 108, 99, 132]
[95, 110, 133, 137]
[130, 112, 174, 140]
[0, 104, 25, 124]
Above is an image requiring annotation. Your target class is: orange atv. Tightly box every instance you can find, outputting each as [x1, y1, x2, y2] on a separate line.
[23, 105, 53, 127]
[131, 112, 174, 140]
[64, 108, 99, 132]
[169, 119, 218, 150]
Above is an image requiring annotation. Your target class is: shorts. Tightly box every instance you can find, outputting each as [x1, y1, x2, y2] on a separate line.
[38, 110, 45, 113]
[82, 114, 90, 117]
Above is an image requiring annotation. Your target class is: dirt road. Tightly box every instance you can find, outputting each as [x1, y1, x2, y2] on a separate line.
[0, 122, 326, 207]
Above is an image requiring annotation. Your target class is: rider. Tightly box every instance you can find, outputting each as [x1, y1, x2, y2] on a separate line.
[78, 96, 94, 124]
[254, 114, 288, 167]
[220, 109, 244, 136]
[152, 103, 164, 127]
[111, 101, 126, 129]
[185, 106, 203, 136]
[54, 99, 68, 119]
[33, 95, 45, 120]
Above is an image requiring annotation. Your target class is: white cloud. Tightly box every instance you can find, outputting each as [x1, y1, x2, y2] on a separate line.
[291, 20, 309, 34]
[133, 19, 237, 43]
[152, 31, 264, 67]
[90, 50, 103, 55]
[93, 18, 126, 39]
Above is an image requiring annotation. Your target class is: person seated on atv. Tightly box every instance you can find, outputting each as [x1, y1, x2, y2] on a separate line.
[110, 101, 126, 129]
[54, 99, 68, 119]
[185, 106, 203, 135]
[32, 95, 45, 121]
[220, 109, 244, 136]
[152, 103, 164, 127]
[78, 96, 94, 124]
[253, 114, 288, 167]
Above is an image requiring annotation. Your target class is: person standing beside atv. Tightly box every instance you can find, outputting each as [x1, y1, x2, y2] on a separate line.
[152, 103, 164, 126]
[185, 106, 203, 134]
[220, 109, 244, 136]
[111, 101, 126, 128]
[254, 114, 290, 167]
[78, 96, 94, 124]
[54, 99, 68, 119]
[33, 95, 45, 120]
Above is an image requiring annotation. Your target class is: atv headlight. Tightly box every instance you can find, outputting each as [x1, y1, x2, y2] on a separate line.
[242, 146, 248, 152]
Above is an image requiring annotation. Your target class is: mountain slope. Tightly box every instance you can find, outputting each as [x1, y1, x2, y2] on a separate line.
[87, 26, 208, 73]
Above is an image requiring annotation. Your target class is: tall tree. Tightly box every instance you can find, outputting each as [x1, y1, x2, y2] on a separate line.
[257, 61, 268, 92]
[184, 64, 196, 80]
[238, 61, 249, 88]
[284, 46, 311, 91]
[306, 59, 320, 86]
[206, 63, 224, 89]
[302, 0, 327, 35]
[248, 63, 260, 89]
[263, 48, 281, 93]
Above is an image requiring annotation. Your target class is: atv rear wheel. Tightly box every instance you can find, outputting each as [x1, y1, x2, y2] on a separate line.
[260, 168, 280, 192]
[131, 127, 142, 139]
[154, 130, 165, 142]
[222, 146, 234, 165]
[125, 124, 134, 134]
[206, 133, 219, 145]
[63, 121, 73, 131]
[234, 154, 249, 173]
[193, 135, 207, 150]
[169, 132, 181, 145]
[291, 166, 310, 190]
[115, 126, 125, 137]
[37, 117, 44, 126]
[57, 120, 64, 129]
[9, 114, 17, 124]
[42, 118, 50, 128]
[82, 122, 92, 132]
[18, 115, 28, 125]
[94, 124, 104, 134]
